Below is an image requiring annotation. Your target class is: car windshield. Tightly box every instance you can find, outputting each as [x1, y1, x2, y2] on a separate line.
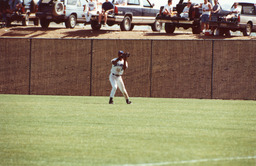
[41, 0, 51, 3]
[41, 0, 64, 3]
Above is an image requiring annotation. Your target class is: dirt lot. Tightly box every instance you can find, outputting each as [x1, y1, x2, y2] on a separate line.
[1, 22, 256, 40]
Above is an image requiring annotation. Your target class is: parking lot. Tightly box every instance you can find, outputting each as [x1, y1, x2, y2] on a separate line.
[1, 22, 256, 40]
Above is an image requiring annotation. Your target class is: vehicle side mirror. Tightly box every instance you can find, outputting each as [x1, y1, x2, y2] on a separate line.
[152, 3, 155, 7]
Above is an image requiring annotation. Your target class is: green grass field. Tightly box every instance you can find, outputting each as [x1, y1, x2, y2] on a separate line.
[0, 94, 255, 166]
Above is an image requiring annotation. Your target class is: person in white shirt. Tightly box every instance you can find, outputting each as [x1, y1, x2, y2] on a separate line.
[180, 1, 191, 18]
[109, 50, 132, 104]
[162, 0, 173, 17]
[85, 0, 97, 22]
[194, 0, 212, 32]
[225, 2, 240, 21]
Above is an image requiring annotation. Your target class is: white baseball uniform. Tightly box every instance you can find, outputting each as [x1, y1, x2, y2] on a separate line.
[109, 58, 129, 100]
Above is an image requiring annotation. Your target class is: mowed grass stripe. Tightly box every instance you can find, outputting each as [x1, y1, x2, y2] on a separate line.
[0, 95, 255, 166]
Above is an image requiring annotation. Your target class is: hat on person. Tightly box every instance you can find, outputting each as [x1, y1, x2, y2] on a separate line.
[118, 50, 124, 54]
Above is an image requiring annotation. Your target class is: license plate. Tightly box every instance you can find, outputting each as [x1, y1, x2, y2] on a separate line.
[220, 23, 227, 27]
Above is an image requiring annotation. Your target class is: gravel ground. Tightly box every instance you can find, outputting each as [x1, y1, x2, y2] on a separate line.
[1, 22, 256, 40]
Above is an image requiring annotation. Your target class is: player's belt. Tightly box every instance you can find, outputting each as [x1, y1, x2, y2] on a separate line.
[112, 73, 121, 77]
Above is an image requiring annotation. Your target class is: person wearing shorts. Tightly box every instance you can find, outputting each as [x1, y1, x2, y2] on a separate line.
[194, 0, 212, 32]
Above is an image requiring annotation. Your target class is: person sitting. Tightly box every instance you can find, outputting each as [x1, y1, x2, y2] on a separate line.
[211, 0, 221, 15]
[6, 0, 23, 14]
[162, 0, 173, 17]
[180, 1, 191, 18]
[85, 0, 97, 22]
[98, 0, 114, 26]
[115, 0, 126, 6]
[225, 2, 240, 21]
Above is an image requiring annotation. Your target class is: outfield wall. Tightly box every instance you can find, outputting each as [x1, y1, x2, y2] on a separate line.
[0, 38, 255, 100]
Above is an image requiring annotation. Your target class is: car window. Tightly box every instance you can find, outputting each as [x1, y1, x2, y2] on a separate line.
[142, 0, 151, 7]
[77, 0, 81, 6]
[67, 0, 77, 5]
[242, 5, 255, 15]
[127, 0, 140, 5]
[41, 0, 52, 3]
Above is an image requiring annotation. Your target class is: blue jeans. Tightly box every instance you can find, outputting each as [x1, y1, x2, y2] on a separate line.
[201, 14, 209, 23]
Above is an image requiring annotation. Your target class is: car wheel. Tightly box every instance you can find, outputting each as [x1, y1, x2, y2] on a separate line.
[218, 28, 225, 36]
[120, 16, 131, 31]
[22, 14, 29, 26]
[192, 26, 201, 34]
[6, 17, 12, 27]
[243, 23, 252, 36]
[130, 24, 134, 31]
[40, 18, 50, 28]
[225, 30, 231, 37]
[65, 14, 76, 28]
[151, 20, 162, 32]
[91, 21, 101, 30]
[34, 18, 39, 26]
[53, 2, 64, 16]
[165, 23, 175, 33]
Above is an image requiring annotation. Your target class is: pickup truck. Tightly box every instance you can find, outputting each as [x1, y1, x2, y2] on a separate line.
[90, 0, 161, 31]
[156, 0, 212, 34]
[1, 0, 39, 27]
[209, 2, 256, 36]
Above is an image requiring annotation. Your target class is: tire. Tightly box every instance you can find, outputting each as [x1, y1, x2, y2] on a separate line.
[40, 18, 50, 28]
[243, 23, 252, 36]
[33, 18, 39, 26]
[151, 20, 162, 32]
[91, 21, 101, 30]
[225, 30, 231, 37]
[53, 2, 64, 16]
[130, 24, 134, 31]
[65, 14, 76, 28]
[218, 28, 225, 36]
[192, 26, 201, 34]
[120, 16, 132, 31]
[22, 14, 29, 26]
[165, 23, 175, 33]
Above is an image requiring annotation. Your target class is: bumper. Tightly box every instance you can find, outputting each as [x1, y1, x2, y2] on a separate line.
[36, 12, 66, 20]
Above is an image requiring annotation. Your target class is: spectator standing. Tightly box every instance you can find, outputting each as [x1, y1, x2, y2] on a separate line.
[194, 0, 212, 32]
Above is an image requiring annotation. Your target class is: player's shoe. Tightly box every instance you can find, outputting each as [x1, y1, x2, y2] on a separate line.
[109, 97, 114, 104]
[126, 99, 132, 104]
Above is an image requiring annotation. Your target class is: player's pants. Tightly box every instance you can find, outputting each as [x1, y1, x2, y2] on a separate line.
[109, 73, 129, 99]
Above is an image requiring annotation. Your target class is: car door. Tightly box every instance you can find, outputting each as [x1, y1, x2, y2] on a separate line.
[76, 0, 87, 22]
[141, 0, 158, 24]
[127, 0, 143, 23]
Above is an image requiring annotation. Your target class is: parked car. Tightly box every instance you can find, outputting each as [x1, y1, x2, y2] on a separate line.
[36, 0, 88, 28]
[90, 0, 161, 31]
[209, 2, 256, 36]
[156, 0, 213, 34]
[0, 0, 39, 27]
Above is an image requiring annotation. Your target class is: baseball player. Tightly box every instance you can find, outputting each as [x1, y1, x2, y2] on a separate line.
[109, 50, 131, 104]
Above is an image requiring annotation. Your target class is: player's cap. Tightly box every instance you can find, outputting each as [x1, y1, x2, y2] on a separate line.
[118, 50, 124, 54]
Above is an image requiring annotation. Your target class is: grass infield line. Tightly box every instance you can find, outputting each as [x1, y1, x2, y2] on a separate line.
[117, 156, 256, 166]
